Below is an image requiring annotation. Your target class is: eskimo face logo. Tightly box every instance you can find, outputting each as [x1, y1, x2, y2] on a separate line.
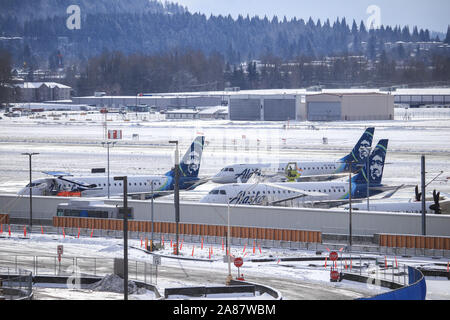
[359, 140, 371, 159]
[185, 150, 201, 174]
[370, 154, 384, 180]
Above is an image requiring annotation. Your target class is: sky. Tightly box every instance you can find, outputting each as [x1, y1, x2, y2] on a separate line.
[173, 0, 450, 33]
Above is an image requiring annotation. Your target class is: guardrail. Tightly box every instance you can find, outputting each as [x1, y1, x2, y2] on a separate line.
[0, 268, 33, 300]
[0, 254, 158, 286]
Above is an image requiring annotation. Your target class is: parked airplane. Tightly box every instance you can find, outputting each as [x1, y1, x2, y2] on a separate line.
[200, 139, 392, 206]
[211, 127, 375, 184]
[346, 189, 450, 214]
[18, 136, 206, 198]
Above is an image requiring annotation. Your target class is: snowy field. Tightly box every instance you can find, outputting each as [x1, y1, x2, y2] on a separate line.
[0, 108, 450, 201]
[0, 108, 450, 300]
[1, 229, 450, 300]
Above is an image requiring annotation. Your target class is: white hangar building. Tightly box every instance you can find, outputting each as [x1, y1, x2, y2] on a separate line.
[228, 89, 395, 121]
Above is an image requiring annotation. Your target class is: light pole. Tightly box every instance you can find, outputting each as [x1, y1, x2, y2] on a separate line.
[346, 160, 355, 249]
[226, 200, 232, 284]
[366, 147, 372, 211]
[169, 140, 180, 255]
[22, 152, 39, 231]
[101, 141, 116, 198]
[114, 176, 128, 300]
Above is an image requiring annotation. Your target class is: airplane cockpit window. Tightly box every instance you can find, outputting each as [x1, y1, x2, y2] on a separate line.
[209, 190, 220, 195]
[219, 190, 227, 195]
[228, 168, 234, 172]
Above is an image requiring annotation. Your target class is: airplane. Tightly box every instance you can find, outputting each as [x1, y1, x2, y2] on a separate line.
[18, 136, 206, 198]
[345, 188, 450, 214]
[211, 127, 375, 184]
[200, 139, 393, 206]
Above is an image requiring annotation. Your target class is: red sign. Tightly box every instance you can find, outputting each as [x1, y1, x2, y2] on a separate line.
[234, 257, 244, 268]
[329, 251, 338, 261]
[330, 270, 340, 281]
[108, 130, 122, 140]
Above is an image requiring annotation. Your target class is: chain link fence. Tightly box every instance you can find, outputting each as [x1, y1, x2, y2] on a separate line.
[0, 254, 158, 286]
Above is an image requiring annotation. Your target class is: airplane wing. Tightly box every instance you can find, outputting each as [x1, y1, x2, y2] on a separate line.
[295, 172, 348, 182]
[42, 171, 73, 177]
[128, 190, 175, 199]
[184, 178, 210, 191]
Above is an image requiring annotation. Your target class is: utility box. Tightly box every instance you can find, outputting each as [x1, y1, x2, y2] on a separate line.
[114, 258, 125, 278]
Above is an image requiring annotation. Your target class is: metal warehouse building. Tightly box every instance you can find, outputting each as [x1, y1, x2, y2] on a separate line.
[229, 90, 395, 121]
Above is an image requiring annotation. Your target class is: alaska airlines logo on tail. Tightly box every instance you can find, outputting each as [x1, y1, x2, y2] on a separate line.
[229, 190, 267, 205]
[185, 150, 201, 175]
[235, 168, 261, 182]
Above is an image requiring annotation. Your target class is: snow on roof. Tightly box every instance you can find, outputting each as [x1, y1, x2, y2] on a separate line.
[15, 82, 71, 89]
[165, 108, 199, 114]
[197, 106, 228, 114]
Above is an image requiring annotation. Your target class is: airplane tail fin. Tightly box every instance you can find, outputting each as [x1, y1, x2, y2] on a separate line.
[339, 127, 375, 168]
[166, 136, 205, 178]
[352, 139, 388, 185]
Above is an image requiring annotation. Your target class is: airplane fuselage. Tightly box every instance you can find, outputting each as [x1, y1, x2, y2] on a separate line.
[19, 174, 199, 197]
[212, 161, 348, 184]
[200, 181, 381, 205]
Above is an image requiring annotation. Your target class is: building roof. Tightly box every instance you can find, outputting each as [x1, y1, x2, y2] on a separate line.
[15, 82, 71, 89]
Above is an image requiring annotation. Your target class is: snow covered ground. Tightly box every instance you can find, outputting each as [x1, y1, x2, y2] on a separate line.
[0, 108, 450, 200]
[0, 108, 450, 300]
[1, 229, 449, 300]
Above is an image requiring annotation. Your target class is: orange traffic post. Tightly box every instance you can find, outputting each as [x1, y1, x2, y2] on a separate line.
[23, 226, 26, 237]
[8, 225, 11, 236]
[324, 257, 327, 268]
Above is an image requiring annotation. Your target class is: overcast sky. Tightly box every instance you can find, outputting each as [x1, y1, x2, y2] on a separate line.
[173, 0, 450, 33]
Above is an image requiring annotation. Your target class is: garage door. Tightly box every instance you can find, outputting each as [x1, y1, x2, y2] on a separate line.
[307, 102, 341, 121]
[264, 99, 296, 121]
[229, 99, 261, 120]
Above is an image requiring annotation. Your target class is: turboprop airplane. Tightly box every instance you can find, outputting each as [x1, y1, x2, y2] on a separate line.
[18, 136, 206, 198]
[211, 127, 375, 184]
[201, 139, 395, 206]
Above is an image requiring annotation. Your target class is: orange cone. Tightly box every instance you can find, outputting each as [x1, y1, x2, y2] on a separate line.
[258, 243, 262, 254]
[253, 240, 255, 254]
[201, 237, 203, 249]
[324, 257, 327, 268]
[41, 226, 44, 235]
[24, 226, 27, 237]
[90, 228, 94, 238]
[77, 227, 80, 239]
[63, 227, 65, 239]
[243, 244, 246, 254]
[9, 225, 11, 236]
[191, 245, 195, 257]
[0, 224, 2, 234]
[447, 262, 449, 273]
[395, 256, 398, 269]
[162, 235, 164, 247]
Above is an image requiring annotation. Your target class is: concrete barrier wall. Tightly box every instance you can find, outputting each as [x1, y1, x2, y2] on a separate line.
[1, 194, 450, 237]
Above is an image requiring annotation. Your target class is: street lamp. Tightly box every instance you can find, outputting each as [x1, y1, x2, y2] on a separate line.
[113, 176, 129, 300]
[101, 141, 116, 198]
[22, 152, 39, 231]
[169, 140, 180, 255]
